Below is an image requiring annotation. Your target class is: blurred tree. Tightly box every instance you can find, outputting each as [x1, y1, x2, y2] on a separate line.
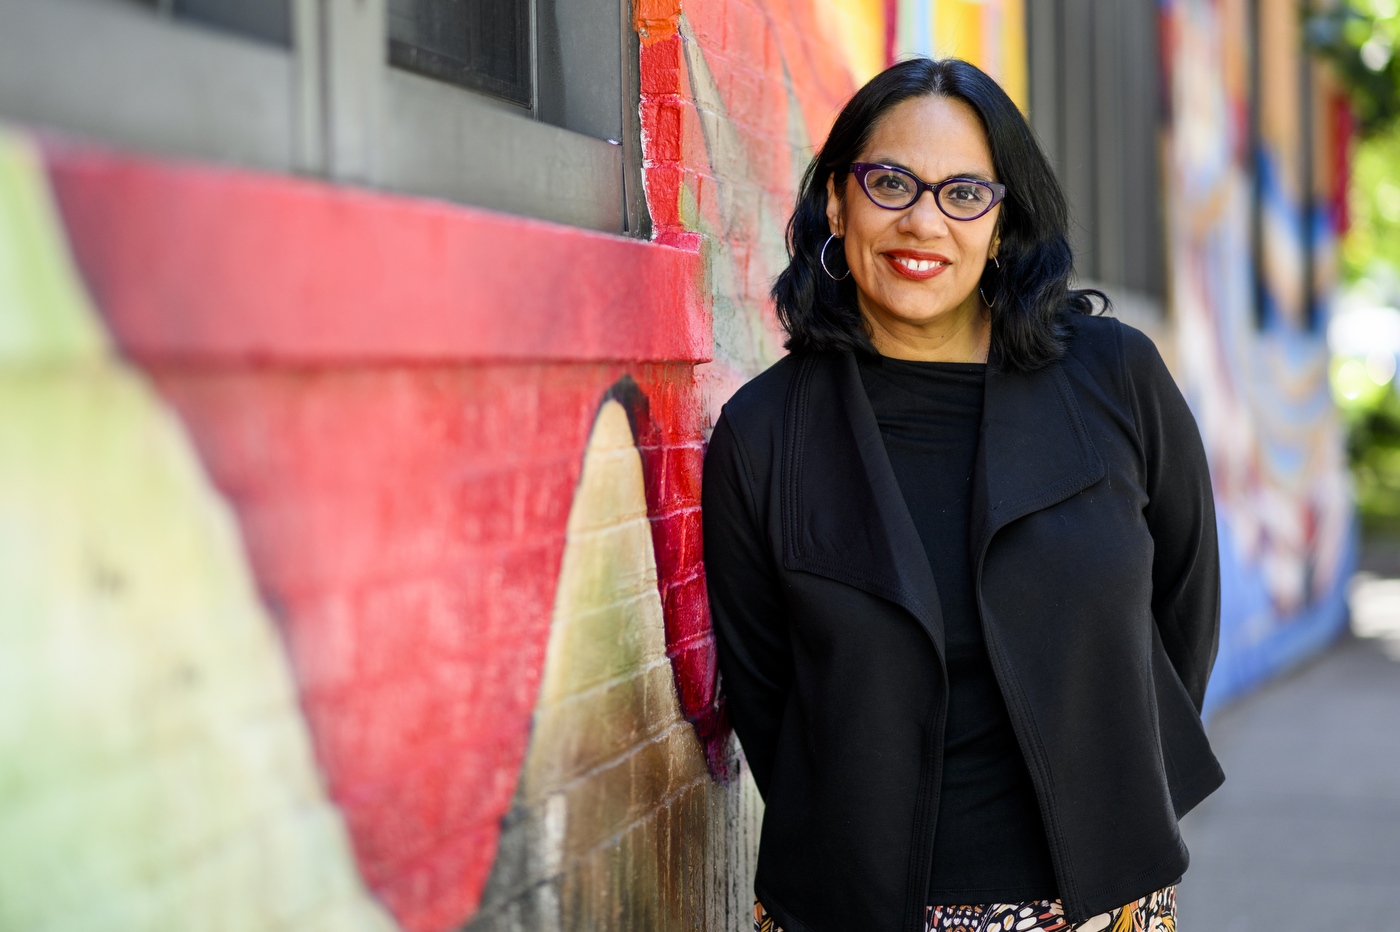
[1310, 3, 1400, 530]
[1306, 1, 1400, 278]
[1307, 0, 1400, 136]
[1340, 120, 1400, 279]
[1344, 384, 1400, 531]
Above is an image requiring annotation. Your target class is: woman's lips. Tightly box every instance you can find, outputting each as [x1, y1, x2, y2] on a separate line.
[883, 251, 950, 281]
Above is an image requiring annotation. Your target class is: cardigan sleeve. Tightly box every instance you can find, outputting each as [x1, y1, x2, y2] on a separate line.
[1122, 325, 1221, 712]
[702, 410, 793, 798]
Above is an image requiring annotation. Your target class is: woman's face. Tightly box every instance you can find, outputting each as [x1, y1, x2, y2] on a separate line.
[827, 94, 1001, 354]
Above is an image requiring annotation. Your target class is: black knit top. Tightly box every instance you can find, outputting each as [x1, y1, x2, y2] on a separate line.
[858, 355, 1058, 905]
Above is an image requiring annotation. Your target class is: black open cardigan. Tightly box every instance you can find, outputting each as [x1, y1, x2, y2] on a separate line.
[702, 314, 1223, 931]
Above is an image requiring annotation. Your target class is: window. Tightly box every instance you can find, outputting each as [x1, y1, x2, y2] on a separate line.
[0, 0, 301, 172]
[0, 0, 647, 234]
[388, 0, 530, 105]
[369, 0, 648, 233]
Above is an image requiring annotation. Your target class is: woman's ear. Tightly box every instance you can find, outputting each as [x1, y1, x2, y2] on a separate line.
[825, 175, 844, 237]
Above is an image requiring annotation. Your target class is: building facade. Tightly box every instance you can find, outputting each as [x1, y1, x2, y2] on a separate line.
[0, 0, 1352, 928]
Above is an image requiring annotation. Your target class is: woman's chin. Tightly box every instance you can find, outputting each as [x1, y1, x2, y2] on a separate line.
[873, 305, 967, 332]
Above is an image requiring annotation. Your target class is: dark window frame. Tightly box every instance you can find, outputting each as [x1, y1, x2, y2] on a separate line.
[388, 0, 532, 106]
[0, 0, 649, 236]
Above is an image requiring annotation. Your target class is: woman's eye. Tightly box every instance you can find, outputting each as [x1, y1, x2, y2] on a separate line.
[872, 173, 912, 192]
[946, 184, 986, 203]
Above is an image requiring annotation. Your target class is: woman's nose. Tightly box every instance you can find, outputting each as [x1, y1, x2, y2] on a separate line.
[900, 190, 950, 238]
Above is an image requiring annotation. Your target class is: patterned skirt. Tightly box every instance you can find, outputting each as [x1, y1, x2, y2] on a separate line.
[754, 885, 1176, 932]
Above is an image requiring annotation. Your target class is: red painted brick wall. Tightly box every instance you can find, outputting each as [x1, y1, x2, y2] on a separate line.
[27, 2, 889, 929]
[47, 142, 749, 931]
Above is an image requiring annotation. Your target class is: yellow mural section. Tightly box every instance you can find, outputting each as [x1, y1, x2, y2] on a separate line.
[931, 0, 1028, 111]
[816, 0, 889, 86]
[811, 0, 1028, 106]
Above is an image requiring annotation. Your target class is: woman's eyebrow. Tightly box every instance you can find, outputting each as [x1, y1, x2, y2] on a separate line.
[947, 170, 996, 183]
[868, 158, 996, 183]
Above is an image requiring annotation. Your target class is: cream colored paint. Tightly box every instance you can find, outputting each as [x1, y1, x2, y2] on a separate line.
[468, 399, 763, 930]
[0, 128, 395, 932]
[677, 14, 793, 426]
[521, 399, 710, 848]
[0, 129, 107, 363]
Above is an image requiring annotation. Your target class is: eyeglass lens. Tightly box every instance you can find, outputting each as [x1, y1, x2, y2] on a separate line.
[861, 167, 996, 219]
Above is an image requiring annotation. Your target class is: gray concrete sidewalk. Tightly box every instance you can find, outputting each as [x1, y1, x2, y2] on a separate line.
[1176, 626, 1400, 930]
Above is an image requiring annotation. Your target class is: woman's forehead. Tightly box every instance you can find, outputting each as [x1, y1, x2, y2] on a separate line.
[862, 96, 994, 177]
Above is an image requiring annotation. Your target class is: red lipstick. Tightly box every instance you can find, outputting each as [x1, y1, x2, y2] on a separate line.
[883, 249, 951, 281]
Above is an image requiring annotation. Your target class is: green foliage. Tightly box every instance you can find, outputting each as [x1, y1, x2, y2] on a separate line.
[1307, 0, 1400, 136]
[1311, 4, 1400, 530]
[1340, 120, 1400, 279]
[1342, 380, 1400, 532]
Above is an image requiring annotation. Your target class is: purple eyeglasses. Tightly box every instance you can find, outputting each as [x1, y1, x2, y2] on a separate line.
[849, 163, 1007, 220]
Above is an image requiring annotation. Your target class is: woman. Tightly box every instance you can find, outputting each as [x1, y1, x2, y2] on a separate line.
[702, 58, 1223, 932]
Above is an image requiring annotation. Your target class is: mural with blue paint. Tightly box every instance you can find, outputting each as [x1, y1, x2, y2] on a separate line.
[1162, 0, 1356, 715]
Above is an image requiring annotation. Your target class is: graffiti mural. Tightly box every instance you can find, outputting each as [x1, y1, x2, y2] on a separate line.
[467, 388, 759, 930]
[1162, 0, 1354, 713]
[0, 129, 394, 932]
[636, 0, 1027, 419]
[17, 131, 730, 930]
[0, 3, 1042, 931]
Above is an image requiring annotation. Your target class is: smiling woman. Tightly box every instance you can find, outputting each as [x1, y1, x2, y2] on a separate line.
[707, 58, 1225, 932]
[773, 58, 1103, 372]
[824, 95, 1005, 363]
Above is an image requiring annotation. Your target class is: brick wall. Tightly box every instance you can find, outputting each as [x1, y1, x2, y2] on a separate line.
[43, 143, 742, 931]
[0, 129, 394, 932]
[638, 0, 861, 409]
[1, 3, 1033, 931]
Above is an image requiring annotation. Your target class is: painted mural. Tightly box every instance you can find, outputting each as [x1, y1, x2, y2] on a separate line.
[2, 2, 1028, 929]
[636, 0, 1027, 421]
[467, 389, 760, 930]
[0, 128, 394, 932]
[18, 125, 742, 930]
[14, 0, 1343, 929]
[1162, 0, 1355, 713]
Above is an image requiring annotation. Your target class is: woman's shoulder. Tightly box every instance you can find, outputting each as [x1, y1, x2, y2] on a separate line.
[1063, 311, 1125, 361]
[1061, 312, 1172, 396]
[716, 352, 806, 433]
[706, 354, 807, 493]
[1058, 313, 1194, 455]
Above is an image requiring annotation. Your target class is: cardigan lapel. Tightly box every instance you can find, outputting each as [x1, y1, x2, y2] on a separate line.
[779, 351, 1106, 658]
[781, 351, 946, 656]
[969, 359, 1105, 563]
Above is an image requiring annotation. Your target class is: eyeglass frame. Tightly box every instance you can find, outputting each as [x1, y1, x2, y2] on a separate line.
[847, 162, 1007, 220]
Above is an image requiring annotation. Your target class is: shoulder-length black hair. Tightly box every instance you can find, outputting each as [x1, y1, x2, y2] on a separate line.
[773, 57, 1103, 370]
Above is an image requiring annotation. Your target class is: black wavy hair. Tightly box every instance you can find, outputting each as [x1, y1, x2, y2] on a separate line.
[772, 57, 1104, 370]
